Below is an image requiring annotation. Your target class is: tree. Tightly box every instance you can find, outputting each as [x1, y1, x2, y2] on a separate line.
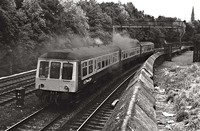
[61, 1, 89, 36]
[15, 0, 23, 9]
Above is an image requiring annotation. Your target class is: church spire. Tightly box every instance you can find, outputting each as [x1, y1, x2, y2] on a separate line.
[191, 6, 195, 22]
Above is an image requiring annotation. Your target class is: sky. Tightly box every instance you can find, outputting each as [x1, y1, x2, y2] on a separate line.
[96, 0, 200, 21]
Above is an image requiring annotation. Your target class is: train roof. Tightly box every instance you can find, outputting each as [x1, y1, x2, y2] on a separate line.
[139, 42, 154, 46]
[39, 45, 120, 61]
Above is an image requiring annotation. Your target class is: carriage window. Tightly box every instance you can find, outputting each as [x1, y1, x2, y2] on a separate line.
[89, 60, 93, 74]
[105, 56, 108, 66]
[108, 56, 111, 65]
[123, 53, 126, 58]
[130, 50, 133, 56]
[131, 50, 135, 56]
[109, 55, 112, 63]
[82, 61, 87, 77]
[137, 49, 140, 53]
[94, 59, 97, 70]
[50, 62, 61, 79]
[39, 61, 49, 78]
[102, 61, 105, 68]
[97, 58, 101, 70]
[102, 56, 105, 68]
[114, 53, 118, 62]
[62, 63, 73, 80]
[113, 56, 115, 62]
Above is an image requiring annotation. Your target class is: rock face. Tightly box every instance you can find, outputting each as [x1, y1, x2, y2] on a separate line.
[154, 51, 200, 131]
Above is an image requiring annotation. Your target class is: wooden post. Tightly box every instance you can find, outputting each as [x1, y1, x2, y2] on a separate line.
[164, 43, 172, 61]
[193, 34, 200, 62]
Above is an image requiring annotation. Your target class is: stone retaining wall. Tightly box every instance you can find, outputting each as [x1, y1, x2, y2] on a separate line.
[103, 47, 191, 131]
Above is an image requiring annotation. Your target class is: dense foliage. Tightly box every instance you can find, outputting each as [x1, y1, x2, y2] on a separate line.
[0, 0, 198, 76]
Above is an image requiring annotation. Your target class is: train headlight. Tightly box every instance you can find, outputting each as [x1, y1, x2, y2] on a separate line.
[64, 86, 69, 92]
[39, 84, 44, 88]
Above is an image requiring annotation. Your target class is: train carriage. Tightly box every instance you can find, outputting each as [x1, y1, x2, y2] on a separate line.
[35, 45, 120, 102]
[140, 42, 155, 55]
[35, 40, 155, 104]
[118, 40, 141, 67]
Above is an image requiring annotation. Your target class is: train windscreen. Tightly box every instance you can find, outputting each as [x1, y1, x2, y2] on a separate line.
[62, 63, 73, 80]
[50, 62, 61, 79]
[39, 61, 49, 78]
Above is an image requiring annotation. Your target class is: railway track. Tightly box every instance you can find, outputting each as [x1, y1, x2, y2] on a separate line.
[0, 82, 36, 106]
[0, 70, 36, 105]
[0, 70, 36, 85]
[5, 105, 66, 131]
[3, 63, 140, 131]
[0, 72, 35, 94]
[59, 65, 138, 131]
[4, 64, 140, 131]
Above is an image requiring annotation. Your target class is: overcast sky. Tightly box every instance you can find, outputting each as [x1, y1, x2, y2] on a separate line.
[96, 0, 199, 21]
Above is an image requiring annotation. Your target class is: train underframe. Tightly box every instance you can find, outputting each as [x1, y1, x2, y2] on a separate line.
[35, 89, 76, 105]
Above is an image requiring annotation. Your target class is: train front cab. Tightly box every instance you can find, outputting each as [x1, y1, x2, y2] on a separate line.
[35, 59, 78, 100]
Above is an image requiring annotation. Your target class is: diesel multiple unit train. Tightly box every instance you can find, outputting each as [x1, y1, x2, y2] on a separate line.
[35, 40, 154, 103]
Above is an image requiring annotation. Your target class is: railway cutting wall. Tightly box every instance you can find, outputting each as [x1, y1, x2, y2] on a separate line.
[103, 47, 191, 131]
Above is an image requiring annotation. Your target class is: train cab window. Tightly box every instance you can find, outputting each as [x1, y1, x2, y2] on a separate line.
[62, 63, 73, 80]
[39, 61, 49, 78]
[50, 62, 61, 79]
[89, 60, 93, 74]
[82, 62, 87, 77]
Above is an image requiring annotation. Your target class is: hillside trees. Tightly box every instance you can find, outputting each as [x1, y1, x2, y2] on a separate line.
[0, 0, 192, 76]
[0, 0, 21, 75]
[0, 0, 90, 76]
